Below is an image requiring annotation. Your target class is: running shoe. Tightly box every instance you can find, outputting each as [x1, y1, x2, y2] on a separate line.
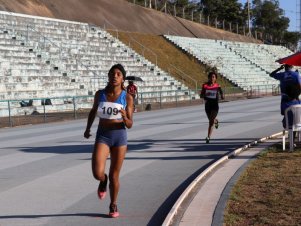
[109, 203, 119, 218]
[97, 174, 108, 200]
[215, 119, 219, 129]
[205, 137, 210, 144]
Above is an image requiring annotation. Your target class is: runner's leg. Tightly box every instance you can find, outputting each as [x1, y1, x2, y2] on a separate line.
[109, 145, 127, 205]
[208, 110, 218, 138]
[92, 143, 110, 181]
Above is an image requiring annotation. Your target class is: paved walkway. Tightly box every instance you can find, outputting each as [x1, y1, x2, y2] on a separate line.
[173, 136, 282, 226]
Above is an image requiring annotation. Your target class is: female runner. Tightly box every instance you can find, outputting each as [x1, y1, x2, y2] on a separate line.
[84, 64, 134, 217]
[200, 71, 224, 143]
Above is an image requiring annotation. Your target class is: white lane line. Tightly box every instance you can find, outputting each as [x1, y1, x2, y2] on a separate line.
[0, 152, 58, 170]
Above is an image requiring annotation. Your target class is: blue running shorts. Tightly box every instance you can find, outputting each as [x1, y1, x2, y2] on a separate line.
[95, 128, 127, 147]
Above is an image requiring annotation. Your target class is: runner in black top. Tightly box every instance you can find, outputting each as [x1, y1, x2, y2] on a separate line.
[200, 72, 224, 143]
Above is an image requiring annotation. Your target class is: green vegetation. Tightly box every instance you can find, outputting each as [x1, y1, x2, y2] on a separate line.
[251, 0, 300, 49]
[127, 0, 300, 49]
[109, 30, 237, 90]
[224, 144, 301, 226]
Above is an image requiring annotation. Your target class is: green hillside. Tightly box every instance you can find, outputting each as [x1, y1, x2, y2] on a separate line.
[110, 31, 237, 90]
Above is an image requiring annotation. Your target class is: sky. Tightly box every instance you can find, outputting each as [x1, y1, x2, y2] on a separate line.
[240, 0, 298, 32]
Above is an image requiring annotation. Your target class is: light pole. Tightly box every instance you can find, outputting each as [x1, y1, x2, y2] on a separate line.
[295, 0, 301, 31]
[247, 0, 252, 36]
[174, 4, 177, 17]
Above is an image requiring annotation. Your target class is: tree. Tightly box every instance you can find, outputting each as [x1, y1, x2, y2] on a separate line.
[128, 0, 300, 48]
[169, 0, 190, 18]
[251, 0, 289, 44]
[283, 31, 301, 51]
[200, 0, 244, 29]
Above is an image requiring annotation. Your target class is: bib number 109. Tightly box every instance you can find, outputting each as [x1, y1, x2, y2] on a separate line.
[102, 106, 119, 115]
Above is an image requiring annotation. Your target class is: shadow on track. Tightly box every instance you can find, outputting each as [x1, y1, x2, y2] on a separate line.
[0, 213, 110, 219]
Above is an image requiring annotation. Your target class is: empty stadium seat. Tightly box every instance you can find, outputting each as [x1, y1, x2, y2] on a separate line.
[165, 35, 292, 92]
[0, 11, 196, 116]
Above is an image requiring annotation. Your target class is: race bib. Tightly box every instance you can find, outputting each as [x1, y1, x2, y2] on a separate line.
[97, 102, 123, 119]
[205, 90, 217, 99]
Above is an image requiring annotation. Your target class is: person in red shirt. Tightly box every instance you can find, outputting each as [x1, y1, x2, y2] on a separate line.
[127, 81, 138, 112]
[200, 72, 224, 143]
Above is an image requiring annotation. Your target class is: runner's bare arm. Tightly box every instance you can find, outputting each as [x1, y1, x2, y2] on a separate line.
[120, 93, 134, 129]
[84, 90, 100, 138]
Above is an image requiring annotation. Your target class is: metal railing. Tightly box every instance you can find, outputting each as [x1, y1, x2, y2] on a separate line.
[105, 25, 159, 68]
[128, 37, 158, 67]
[103, 18, 119, 40]
[0, 86, 280, 128]
[168, 64, 198, 91]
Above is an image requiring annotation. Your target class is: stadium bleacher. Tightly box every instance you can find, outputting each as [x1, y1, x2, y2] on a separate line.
[0, 11, 196, 117]
[164, 35, 293, 91]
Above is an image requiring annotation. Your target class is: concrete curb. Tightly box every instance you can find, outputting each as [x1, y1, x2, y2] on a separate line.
[162, 131, 283, 226]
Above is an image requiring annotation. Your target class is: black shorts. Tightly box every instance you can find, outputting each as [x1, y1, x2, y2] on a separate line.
[205, 101, 219, 116]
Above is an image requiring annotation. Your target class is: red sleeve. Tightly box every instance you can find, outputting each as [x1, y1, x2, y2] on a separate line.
[200, 84, 206, 98]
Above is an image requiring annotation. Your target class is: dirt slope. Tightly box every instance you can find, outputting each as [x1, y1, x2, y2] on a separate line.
[0, 0, 259, 43]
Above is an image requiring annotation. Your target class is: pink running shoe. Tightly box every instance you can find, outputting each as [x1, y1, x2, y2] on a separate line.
[97, 174, 107, 200]
[109, 203, 119, 218]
